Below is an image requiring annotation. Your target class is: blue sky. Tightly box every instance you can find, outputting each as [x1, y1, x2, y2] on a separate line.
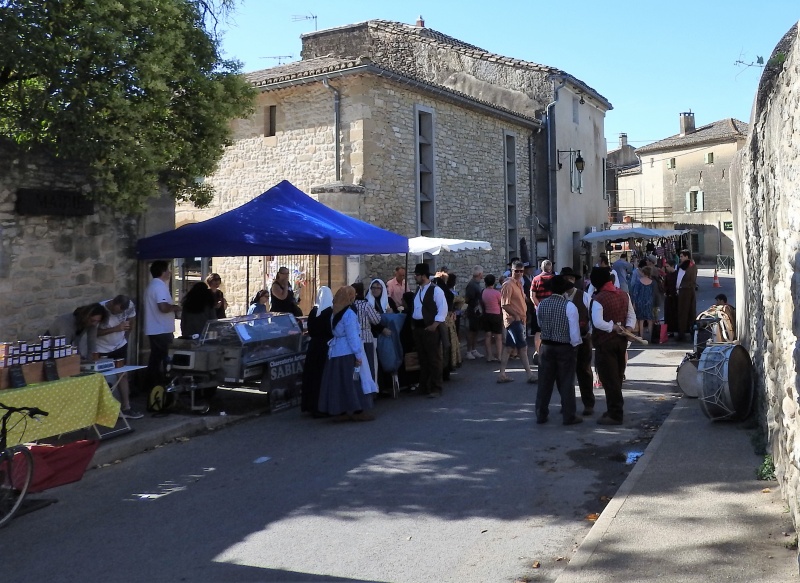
[219, 1, 797, 150]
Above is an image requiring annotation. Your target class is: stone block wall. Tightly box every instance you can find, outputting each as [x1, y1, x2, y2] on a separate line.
[731, 23, 800, 540]
[186, 72, 536, 314]
[0, 145, 139, 342]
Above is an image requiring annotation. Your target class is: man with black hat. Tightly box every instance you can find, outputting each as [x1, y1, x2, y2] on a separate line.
[534, 275, 583, 425]
[411, 263, 449, 398]
[560, 267, 594, 415]
[590, 266, 636, 425]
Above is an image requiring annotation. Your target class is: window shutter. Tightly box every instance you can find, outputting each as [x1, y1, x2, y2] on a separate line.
[697, 190, 704, 211]
[685, 192, 691, 212]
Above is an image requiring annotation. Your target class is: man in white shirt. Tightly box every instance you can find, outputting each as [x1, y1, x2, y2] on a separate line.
[97, 294, 142, 419]
[534, 275, 583, 425]
[589, 266, 637, 425]
[144, 260, 180, 392]
[410, 263, 448, 398]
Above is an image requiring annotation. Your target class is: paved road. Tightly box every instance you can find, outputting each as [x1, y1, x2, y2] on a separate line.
[1, 340, 685, 582]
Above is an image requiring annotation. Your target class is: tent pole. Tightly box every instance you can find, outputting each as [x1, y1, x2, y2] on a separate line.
[404, 253, 408, 292]
[246, 257, 250, 310]
[328, 255, 332, 287]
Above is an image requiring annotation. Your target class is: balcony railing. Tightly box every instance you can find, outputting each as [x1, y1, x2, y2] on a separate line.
[607, 206, 674, 224]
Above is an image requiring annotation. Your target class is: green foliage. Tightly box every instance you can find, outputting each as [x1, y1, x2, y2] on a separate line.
[756, 454, 776, 481]
[0, 0, 255, 212]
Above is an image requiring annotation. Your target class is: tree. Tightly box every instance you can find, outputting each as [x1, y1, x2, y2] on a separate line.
[0, 0, 255, 212]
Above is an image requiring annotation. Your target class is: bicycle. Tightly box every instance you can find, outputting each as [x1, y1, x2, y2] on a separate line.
[0, 402, 49, 528]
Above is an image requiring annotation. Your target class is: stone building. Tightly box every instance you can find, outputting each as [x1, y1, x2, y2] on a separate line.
[732, 22, 800, 549]
[617, 113, 748, 262]
[605, 133, 640, 223]
[183, 18, 612, 314]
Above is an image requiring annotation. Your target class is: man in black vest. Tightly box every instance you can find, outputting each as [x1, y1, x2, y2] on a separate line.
[411, 263, 449, 398]
[560, 267, 595, 415]
[534, 275, 583, 425]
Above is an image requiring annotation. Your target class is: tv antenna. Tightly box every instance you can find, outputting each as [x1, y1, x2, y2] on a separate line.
[292, 12, 318, 30]
[260, 55, 293, 65]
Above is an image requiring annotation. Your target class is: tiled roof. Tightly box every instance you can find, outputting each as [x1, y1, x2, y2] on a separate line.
[245, 56, 369, 86]
[245, 56, 542, 126]
[636, 119, 749, 154]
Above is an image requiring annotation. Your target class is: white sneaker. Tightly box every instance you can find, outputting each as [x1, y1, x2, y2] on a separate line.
[464, 351, 476, 360]
[471, 349, 484, 358]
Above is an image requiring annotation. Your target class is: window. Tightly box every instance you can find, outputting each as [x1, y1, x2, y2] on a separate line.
[666, 158, 676, 169]
[504, 132, 517, 258]
[265, 105, 277, 137]
[685, 190, 704, 212]
[415, 106, 436, 237]
[572, 98, 580, 124]
[704, 152, 714, 164]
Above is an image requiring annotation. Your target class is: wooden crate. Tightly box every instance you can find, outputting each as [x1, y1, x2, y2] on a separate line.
[0, 355, 81, 389]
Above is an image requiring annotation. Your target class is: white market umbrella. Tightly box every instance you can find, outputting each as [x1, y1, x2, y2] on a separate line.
[407, 236, 492, 255]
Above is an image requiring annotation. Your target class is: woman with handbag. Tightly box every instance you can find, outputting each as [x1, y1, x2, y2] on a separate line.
[318, 286, 375, 422]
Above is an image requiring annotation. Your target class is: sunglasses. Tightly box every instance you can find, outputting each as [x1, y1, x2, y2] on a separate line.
[513, 269, 524, 273]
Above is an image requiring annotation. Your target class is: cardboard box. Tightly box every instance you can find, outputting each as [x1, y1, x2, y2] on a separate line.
[0, 354, 81, 389]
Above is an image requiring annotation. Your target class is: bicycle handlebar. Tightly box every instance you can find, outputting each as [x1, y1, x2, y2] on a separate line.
[0, 402, 49, 418]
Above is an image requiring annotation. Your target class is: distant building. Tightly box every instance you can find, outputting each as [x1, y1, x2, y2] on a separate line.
[617, 112, 748, 262]
[606, 133, 640, 223]
[181, 19, 612, 313]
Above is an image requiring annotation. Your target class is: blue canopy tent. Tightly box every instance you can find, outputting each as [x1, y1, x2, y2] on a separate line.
[136, 180, 408, 259]
[136, 180, 408, 306]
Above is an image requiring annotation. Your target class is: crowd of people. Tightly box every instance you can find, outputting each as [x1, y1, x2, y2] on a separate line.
[54, 247, 716, 427]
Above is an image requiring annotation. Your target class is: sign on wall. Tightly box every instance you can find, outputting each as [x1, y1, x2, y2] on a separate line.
[723, 221, 733, 231]
[15, 189, 94, 216]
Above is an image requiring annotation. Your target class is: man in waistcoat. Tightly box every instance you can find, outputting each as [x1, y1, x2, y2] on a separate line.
[589, 267, 637, 425]
[534, 275, 583, 425]
[411, 263, 449, 398]
[676, 249, 698, 342]
[560, 267, 595, 416]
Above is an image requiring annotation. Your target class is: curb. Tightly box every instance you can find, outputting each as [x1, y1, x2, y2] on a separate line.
[554, 396, 689, 582]
[90, 407, 269, 468]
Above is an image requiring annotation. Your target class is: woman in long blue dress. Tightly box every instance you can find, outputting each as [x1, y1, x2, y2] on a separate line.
[630, 266, 655, 339]
[318, 286, 375, 422]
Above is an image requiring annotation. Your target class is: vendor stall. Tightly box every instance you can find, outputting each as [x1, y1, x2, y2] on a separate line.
[167, 312, 306, 413]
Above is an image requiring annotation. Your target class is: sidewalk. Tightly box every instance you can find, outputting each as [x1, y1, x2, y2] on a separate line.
[555, 397, 797, 582]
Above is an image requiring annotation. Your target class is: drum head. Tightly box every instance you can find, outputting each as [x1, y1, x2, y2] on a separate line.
[698, 344, 753, 421]
[676, 358, 701, 398]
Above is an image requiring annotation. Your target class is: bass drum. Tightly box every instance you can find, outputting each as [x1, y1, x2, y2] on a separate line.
[676, 356, 701, 398]
[697, 344, 754, 421]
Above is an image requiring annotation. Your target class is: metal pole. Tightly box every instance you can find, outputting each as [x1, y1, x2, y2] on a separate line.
[246, 257, 250, 310]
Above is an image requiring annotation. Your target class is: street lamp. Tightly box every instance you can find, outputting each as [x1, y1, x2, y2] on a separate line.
[557, 149, 585, 193]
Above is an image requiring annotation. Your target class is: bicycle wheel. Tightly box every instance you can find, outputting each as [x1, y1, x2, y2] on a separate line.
[0, 446, 33, 528]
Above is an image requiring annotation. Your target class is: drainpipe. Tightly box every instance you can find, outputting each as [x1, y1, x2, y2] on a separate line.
[322, 78, 341, 181]
[545, 76, 565, 263]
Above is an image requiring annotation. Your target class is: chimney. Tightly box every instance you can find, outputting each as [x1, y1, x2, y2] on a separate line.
[416, 15, 425, 27]
[619, 133, 628, 148]
[679, 112, 695, 136]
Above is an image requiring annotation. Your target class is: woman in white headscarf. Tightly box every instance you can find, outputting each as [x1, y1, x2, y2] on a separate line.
[301, 286, 334, 416]
[367, 278, 398, 315]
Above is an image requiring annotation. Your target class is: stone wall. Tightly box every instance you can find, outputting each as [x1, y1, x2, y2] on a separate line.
[731, 23, 800, 540]
[188, 71, 537, 315]
[0, 144, 139, 342]
[301, 21, 554, 118]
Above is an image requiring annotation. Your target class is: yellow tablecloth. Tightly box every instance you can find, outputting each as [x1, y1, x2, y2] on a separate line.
[0, 374, 120, 446]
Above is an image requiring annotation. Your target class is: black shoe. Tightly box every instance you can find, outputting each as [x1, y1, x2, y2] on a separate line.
[563, 416, 584, 426]
[536, 415, 548, 424]
[426, 391, 441, 399]
[597, 415, 623, 426]
[582, 407, 594, 416]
